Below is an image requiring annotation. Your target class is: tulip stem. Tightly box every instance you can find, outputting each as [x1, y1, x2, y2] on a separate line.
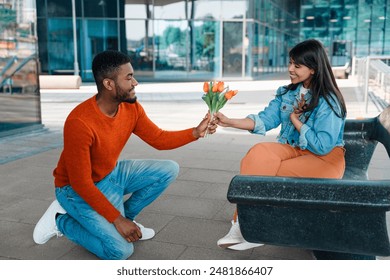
[204, 113, 215, 138]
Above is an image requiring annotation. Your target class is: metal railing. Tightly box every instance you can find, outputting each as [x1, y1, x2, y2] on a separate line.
[352, 55, 390, 113]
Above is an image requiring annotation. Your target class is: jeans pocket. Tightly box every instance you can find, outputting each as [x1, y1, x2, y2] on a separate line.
[56, 185, 78, 202]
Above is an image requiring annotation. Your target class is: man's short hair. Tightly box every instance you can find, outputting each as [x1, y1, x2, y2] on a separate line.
[92, 50, 131, 91]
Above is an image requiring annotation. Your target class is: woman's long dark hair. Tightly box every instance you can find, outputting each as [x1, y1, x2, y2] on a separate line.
[283, 39, 347, 118]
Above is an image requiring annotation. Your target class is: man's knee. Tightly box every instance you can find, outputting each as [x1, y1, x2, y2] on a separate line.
[104, 241, 134, 260]
[163, 160, 180, 180]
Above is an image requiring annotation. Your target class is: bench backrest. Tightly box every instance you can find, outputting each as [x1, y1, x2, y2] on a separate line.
[343, 106, 390, 180]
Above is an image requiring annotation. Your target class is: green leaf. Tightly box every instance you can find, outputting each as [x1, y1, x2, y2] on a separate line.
[202, 94, 211, 109]
[211, 91, 218, 113]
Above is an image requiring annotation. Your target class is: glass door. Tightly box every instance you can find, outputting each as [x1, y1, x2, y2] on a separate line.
[222, 21, 243, 78]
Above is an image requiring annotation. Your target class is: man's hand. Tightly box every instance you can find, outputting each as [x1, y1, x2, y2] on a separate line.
[193, 112, 218, 138]
[113, 215, 142, 242]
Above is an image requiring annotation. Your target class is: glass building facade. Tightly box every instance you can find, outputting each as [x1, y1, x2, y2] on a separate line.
[301, 0, 390, 68]
[35, 0, 390, 83]
[36, 0, 301, 82]
[2, 0, 390, 136]
[0, 0, 41, 137]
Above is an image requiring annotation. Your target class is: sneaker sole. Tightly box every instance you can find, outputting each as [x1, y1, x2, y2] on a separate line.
[228, 242, 264, 251]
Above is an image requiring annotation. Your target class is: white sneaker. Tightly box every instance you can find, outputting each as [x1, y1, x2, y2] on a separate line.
[227, 241, 264, 251]
[134, 221, 155, 240]
[33, 200, 66, 244]
[217, 220, 264, 250]
[217, 220, 245, 248]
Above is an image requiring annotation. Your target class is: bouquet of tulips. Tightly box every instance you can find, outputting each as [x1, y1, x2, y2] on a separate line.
[202, 81, 238, 136]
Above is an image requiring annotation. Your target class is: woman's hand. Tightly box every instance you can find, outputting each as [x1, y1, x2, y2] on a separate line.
[290, 94, 306, 132]
[214, 112, 231, 127]
[294, 93, 307, 115]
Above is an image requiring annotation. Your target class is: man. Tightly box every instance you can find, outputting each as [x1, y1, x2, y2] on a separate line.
[33, 50, 216, 260]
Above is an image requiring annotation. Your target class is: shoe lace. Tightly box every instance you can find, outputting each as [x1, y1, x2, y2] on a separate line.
[44, 228, 63, 239]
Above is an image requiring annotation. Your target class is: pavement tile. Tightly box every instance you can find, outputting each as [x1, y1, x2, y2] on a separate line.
[164, 180, 214, 198]
[198, 182, 231, 201]
[144, 195, 225, 219]
[178, 246, 252, 260]
[154, 217, 236, 250]
[250, 245, 315, 260]
[130, 241, 187, 260]
[0, 220, 73, 260]
[58, 246, 100, 260]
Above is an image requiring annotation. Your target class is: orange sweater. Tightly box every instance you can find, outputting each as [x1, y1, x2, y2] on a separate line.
[53, 95, 197, 223]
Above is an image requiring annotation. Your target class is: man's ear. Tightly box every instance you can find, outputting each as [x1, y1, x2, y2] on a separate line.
[103, 78, 114, 90]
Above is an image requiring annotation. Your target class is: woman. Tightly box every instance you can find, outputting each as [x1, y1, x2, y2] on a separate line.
[216, 39, 347, 250]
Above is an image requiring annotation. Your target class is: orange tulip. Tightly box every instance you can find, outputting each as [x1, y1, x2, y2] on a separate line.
[212, 81, 219, 92]
[203, 82, 209, 93]
[217, 81, 225, 92]
[225, 90, 238, 100]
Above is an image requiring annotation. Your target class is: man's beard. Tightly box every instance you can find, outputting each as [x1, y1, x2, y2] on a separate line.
[115, 83, 137, 104]
[122, 95, 137, 104]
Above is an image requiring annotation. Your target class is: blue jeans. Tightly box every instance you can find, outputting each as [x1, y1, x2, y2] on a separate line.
[55, 159, 179, 260]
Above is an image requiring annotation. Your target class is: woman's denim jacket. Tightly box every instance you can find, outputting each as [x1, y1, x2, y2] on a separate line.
[247, 83, 345, 155]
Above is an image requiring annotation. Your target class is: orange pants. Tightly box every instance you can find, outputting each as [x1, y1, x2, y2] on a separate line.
[240, 142, 345, 179]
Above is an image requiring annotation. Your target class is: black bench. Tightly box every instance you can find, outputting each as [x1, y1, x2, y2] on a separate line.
[227, 106, 390, 260]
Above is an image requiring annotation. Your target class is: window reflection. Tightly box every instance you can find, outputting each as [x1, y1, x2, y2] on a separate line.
[0, 0, 40, 136]
[124, 3, 150, 19]
[47, 19, 74, 74]
[223, 22, 243, 77]
[84, 0, 117, 18]
[193, 0, 221, 20]
[125, 19, 153, 72]
[33, 0, 390, 84]
[154, 0, 186, 19]
[82, 19, 119, 80]
[154, 20, 188, 71]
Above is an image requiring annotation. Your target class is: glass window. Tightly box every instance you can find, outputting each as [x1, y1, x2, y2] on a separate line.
[123, 19, 153, 72]
[371, 28, 386, 54]
[124, 2, 151, 19]
[36, 0, 46, 17]
[80, 19, 119, 80]
[220, 0, 246, 20]
[47, 19, 75, 74]
[265, 1, 274, 25]
[341, 6, 356, 29]
[384, 27, 390, 55]
[37, 18, 48, 72]
[47, 0, 72, 17]
[46, 0, 82, 17]
[286, 0, 301, 18]
[356, 28, 370, 56]
[154, 20, 188, 72]
[154, 0, 186, 20]
[0, 0, 41, 136]
[192, 20, 218, 74]
[223, 21, 243, 77]
[193, 0, 222, 20]
[83, 0, 118, 18]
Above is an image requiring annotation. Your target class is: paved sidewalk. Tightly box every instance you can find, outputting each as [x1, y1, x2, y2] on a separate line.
[0, 76, 389, 260]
